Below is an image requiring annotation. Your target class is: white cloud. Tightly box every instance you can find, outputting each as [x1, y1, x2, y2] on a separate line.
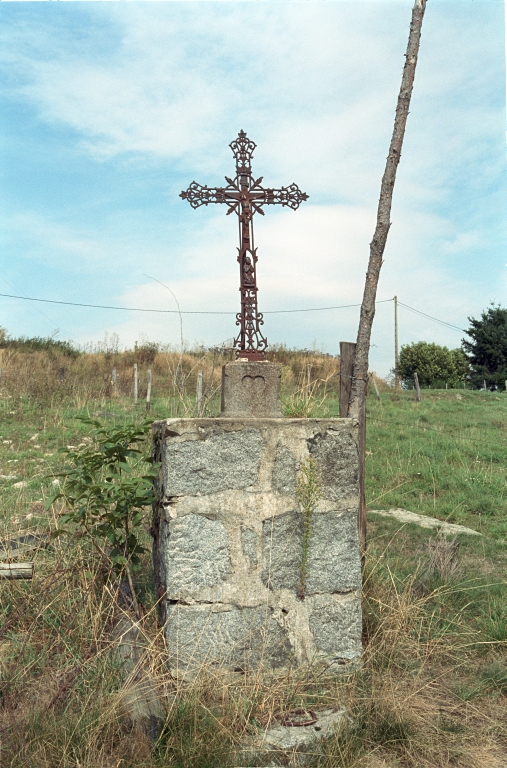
[0, 0, 504, 376]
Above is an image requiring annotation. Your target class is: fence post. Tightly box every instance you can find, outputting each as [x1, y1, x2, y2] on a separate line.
[112, 368, 117, 396]
[339, 342, 356, 417]
[176, 365, 184, 394]
[371, 372, 381, 400]
[340, 341, 366, 556]
[134, 364, 138, 405]
[197, 370, 203, 417]
[146, 369, 152, 412]
[414, 371, 422, 402]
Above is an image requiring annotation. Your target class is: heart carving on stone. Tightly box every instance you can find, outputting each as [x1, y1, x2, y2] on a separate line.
[241, 375, 265, 393]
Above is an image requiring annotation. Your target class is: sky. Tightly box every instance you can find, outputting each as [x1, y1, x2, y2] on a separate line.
[0, 0, 505, 377]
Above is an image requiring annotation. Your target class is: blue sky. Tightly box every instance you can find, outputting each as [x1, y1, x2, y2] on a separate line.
[0, 0, 505, 376]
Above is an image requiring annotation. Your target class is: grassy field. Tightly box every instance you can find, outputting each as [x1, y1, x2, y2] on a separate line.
[0, 354, 505, 767]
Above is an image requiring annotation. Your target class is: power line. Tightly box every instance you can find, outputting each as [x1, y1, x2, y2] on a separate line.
[268, 300, 394, 314]
[0, 291, 392, 316]
[0, 290, 469, 332]
[397, 301, 466, 333]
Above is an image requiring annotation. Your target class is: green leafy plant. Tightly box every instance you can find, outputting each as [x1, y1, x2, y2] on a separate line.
[48, 418, 157, 572]
[296, 457, 321, 599]
[397, 341, 468, 389]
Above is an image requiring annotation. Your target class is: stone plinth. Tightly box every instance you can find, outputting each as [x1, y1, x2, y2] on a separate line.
[221, 361, 282, 417]
[152, 418, 362, 677]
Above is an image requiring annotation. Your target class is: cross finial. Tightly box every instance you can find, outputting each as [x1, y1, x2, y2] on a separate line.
[230, 130, 256, 176]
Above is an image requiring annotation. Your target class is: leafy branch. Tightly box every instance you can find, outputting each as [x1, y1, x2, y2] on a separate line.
[47, 418, 157, 579]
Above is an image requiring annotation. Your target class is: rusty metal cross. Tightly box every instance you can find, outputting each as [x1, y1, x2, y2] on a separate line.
[180, 130, 308, 360]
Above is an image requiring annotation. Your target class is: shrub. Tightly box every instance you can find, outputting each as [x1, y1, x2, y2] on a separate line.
[397, 341, 468, 388]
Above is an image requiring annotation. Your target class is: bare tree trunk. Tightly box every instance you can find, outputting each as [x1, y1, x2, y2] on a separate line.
[348, 0, 428, 551]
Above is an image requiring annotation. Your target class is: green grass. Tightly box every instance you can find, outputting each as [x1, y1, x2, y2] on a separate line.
[366, 388, 507, 539]
[1, 385, 506, 767]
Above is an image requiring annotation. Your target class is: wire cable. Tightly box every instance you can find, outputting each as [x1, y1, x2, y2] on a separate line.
[397, 301, 466, 333]
[0, 292, 393, 316]
[367, 414, 506, 449]
[0, 290, 468, 332]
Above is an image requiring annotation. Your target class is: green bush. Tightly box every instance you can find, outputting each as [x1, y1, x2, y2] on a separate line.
[397, 341, 468, 388]
[0, 328, 80, 358]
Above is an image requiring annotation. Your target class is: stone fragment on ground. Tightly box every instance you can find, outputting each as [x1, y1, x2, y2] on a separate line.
[368, 508, 481, 536]
[236, 708, 347, 766]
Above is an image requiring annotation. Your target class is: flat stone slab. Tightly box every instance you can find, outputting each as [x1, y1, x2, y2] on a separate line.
[368, 508, 481, 536]
[236, 707, 348, 766]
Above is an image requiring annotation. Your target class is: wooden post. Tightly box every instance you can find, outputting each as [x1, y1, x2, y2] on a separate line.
[146, 369, 152, 412]
[347, 0, 427, 423]
[306, 364, 311, 396]
[0, 562, 33, 579]
[394, 295, 399, 390]
[134, 364, 138, 405]
[196, 370, 203, 417]
[340, 340, 366, 554]
[112, 615, 163, 740]
[339, 342, 356, 417]
[59, 367, 65, 382]
[371, 372, 381, 400]
[176, 365, 184, 394]
[414, 371, 422, 402]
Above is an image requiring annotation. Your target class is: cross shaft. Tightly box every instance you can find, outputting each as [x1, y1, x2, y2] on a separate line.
[180, 130, 308, 359]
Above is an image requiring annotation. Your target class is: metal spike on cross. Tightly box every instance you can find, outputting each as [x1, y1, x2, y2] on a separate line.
[180, 131, 308, 360]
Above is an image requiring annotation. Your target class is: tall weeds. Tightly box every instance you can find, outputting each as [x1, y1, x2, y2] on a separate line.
[1, 526, 505, 768]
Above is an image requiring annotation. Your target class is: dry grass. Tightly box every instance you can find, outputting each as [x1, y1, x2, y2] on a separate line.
[0, 344, 346, 417]
[1, 521, 505, 767]
[0, 351, 505, 766]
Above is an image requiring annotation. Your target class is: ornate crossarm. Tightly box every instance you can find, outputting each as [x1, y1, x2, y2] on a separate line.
[179, 182, 230, 209]
[180, 180, 308, 214]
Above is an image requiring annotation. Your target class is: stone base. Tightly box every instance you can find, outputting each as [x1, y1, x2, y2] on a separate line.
[152, 417, 362, 677]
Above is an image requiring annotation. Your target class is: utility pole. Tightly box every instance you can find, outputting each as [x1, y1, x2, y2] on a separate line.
[394, 295, 399, 389]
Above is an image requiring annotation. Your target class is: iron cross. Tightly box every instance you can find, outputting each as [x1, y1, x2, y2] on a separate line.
[180, 130, 308, 360]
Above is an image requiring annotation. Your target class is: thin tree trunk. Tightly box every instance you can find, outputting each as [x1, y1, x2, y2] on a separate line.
[348, 0, 428, 550]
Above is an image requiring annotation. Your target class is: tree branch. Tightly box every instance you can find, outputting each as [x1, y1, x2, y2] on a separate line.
[348, 0, 428, 550]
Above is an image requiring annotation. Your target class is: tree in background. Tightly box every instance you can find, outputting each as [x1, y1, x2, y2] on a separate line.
[397, 341, 468, 388]
[462, 305, 507, 390]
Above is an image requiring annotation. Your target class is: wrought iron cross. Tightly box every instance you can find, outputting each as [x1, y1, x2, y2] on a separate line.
[180, 130, 308, 360]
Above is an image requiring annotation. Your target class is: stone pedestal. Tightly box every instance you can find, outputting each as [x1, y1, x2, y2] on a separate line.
[152, 417, 362, 678]
[221, 361, 282, 417]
